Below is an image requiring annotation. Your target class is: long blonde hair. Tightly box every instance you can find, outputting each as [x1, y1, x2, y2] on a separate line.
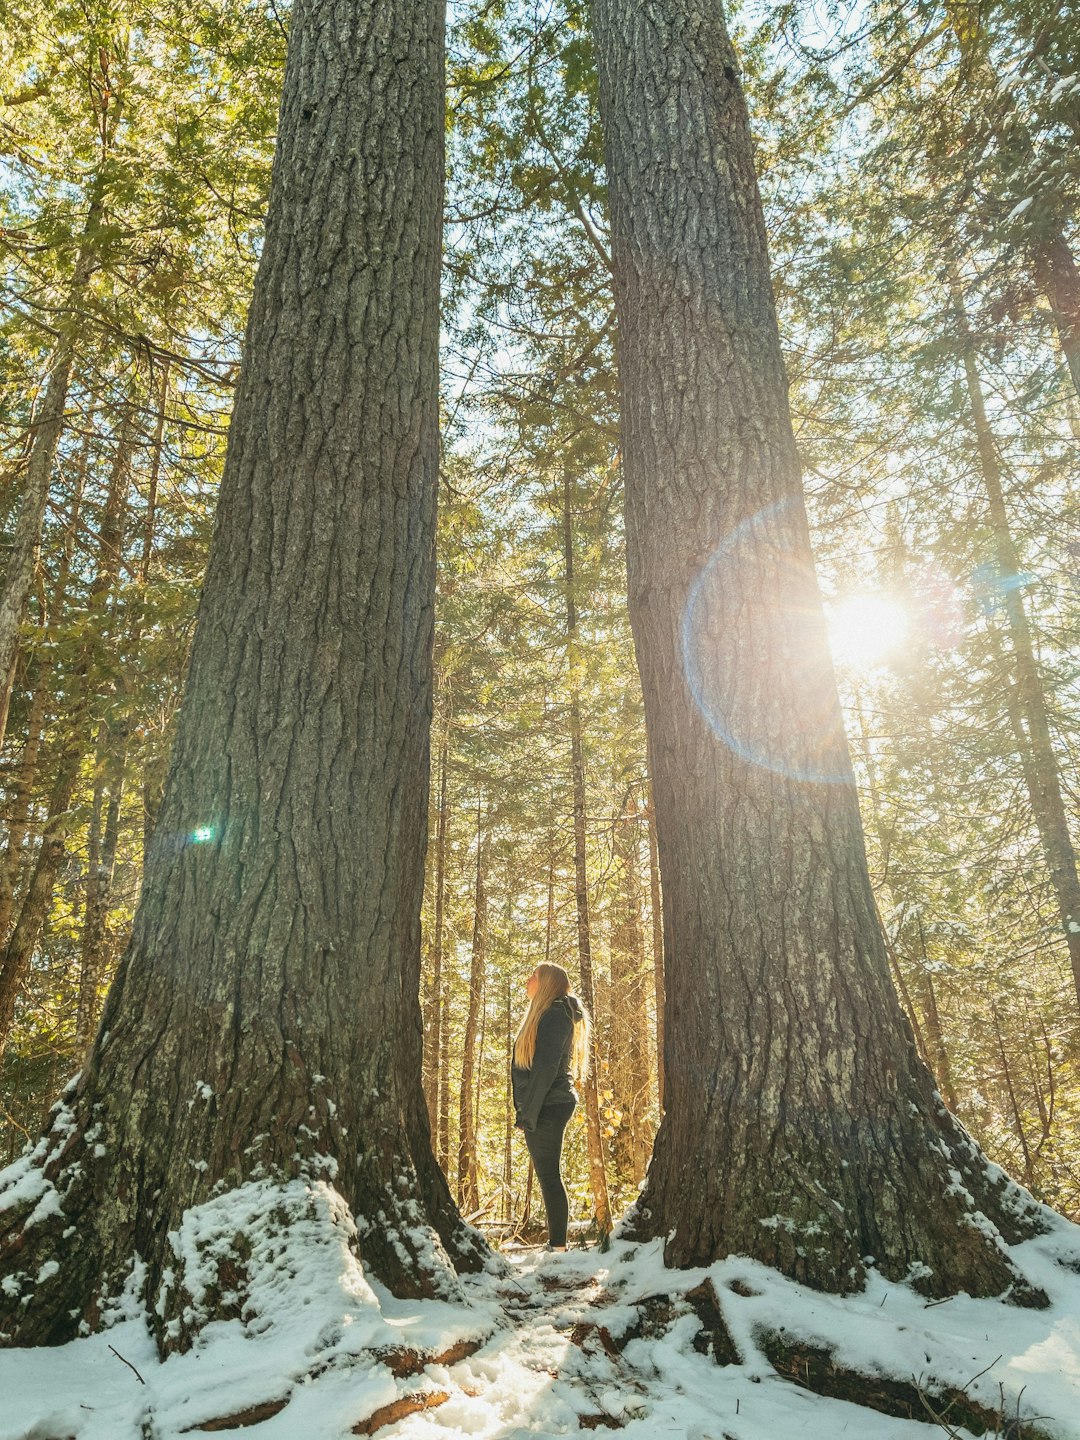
[513, 962, 590, 1081]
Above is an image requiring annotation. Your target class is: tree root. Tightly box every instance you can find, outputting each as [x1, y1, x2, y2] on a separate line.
[373, 1336, 482, 1378]
[758, 1331, 1055, 1438]
[351, 1389, 451, 1434]
[181, 1335, 488, 1432]
[182, 1399, 289, 1432]
[612, 1278, 740, 1363]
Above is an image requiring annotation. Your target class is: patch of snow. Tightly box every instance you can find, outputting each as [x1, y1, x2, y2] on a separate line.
[2, 1197, 1080, 1440]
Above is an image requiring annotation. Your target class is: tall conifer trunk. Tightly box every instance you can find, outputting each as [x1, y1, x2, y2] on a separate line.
[950, 276, 1080, 1019]
[75, 405, 135, 1048]
[645, 783, 665, 1111]
[423, 736, 449, 1129]
[0, 0, 482, 1349]
[0, 41, 123, 751]
[941, 2, 1080, 399]
[609, 788, 652, 1184]
[458, 811, 485, 1214]
[0, 435, 85, 951]
[77, 366, 171, 1049]
[0, 412, 133, 1061]
[562, 470, 612, 1234]
[589, 0, 1046, 1298]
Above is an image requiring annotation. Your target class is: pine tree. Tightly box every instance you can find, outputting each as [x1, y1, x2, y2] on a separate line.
[0, 0, 483, 1349]
[590, 0, 1049, 1297]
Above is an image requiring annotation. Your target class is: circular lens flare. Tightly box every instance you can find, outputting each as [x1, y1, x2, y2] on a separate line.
[680, 499, 855, 786]
[826, 594, 909, 670]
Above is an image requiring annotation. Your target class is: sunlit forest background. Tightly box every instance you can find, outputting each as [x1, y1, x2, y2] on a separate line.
[2, 0, 1078, 1237]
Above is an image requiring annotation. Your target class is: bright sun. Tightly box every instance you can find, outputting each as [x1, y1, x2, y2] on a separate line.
[826, 593, 910, 670]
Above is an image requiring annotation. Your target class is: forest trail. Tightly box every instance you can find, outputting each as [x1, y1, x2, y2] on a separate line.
[2, 1217, 1080, 1438]
[364, 1235, 1080, 1440]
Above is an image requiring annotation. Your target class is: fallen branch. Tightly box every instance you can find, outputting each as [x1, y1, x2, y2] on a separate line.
[108, 1345, 146, 1385]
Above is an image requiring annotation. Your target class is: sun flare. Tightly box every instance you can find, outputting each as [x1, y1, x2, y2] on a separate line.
[826, 593, 910, 670]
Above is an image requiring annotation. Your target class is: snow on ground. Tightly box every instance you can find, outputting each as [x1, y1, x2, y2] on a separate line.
[3, 1182, 1080, 1440]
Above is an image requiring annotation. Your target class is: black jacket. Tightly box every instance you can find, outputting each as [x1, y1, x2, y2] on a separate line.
[511, 994, 583, 1131]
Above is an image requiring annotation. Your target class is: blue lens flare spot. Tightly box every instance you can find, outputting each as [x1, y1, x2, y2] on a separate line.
[190, 825, 216, 844]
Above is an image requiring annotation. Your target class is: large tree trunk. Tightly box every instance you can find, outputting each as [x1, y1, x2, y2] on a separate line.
[590, 0, 1046, 1299]
[0, 0, 483, 1350]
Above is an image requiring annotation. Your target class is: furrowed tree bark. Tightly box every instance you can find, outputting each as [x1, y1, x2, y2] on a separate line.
[562, 469, 612, 1235]
[0, 0, 483, 1349]
[590, 0, 1046, 1298]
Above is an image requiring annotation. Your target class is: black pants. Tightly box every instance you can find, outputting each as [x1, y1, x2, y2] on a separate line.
[524, 1102, 575, 1247]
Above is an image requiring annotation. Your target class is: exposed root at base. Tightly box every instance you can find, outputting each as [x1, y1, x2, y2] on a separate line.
[351, 1389, 451, 1434]
[375, 1336, 483, 1377]
[183, 1398, 289, 1432]
[759, 1331, 1055, 1438]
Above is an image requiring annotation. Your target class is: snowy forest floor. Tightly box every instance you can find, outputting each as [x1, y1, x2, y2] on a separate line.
[3, 1180, 1080, 1440]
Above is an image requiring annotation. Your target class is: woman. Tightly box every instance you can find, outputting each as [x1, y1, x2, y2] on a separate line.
[511, 961, 590, 1252]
